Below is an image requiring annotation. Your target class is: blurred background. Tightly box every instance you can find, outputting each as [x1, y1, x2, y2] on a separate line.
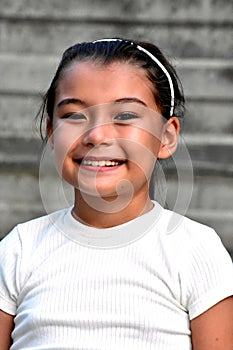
[0, 0, 232, 257]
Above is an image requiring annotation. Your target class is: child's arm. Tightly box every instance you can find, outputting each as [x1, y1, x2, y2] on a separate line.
[190, 296, 233, 349]
[0, 310, 14, 349]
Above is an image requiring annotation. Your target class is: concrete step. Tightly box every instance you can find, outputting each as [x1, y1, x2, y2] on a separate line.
[166, 171, 233, 212]
[0, 54, 232, 98]
[0, 95, 41, 139]
[0, 137, 41, 169]
[0, 135, 233, 173]
[0, 0, 232, 259]
[0, 20, 232, 58]
[1, 137, 232, 253]
[1, 133, 232, 169]
[184, 99, 233, 135]
[183, 134, 233, 173]
[1, 0, 232, 22]
[1, 169, 232, 256]
[1, 94, 232, 138]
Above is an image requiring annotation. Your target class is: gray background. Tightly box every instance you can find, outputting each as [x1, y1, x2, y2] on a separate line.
[0, 0, 232, 257]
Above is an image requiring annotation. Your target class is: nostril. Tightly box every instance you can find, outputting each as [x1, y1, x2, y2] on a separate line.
[82, 132, 112, 147]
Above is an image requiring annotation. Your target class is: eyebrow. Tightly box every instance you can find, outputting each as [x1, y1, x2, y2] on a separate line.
[56, 97, 148, 109]
[113, 98, 148, 106]
[57, 98, 85, 109]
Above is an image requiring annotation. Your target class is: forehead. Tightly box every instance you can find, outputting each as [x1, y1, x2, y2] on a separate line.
[56, 61, 157, 108]
[61, 60, 148, 81]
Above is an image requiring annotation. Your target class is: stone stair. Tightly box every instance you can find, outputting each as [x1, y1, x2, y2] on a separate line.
[0, 0, 232, 256]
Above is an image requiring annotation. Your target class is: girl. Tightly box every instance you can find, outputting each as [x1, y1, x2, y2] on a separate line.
[0, 38, 232, 350]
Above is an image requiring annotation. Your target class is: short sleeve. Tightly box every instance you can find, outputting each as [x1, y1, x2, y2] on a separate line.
[0, 227, 22, 315]
[179, 226, 233, 320]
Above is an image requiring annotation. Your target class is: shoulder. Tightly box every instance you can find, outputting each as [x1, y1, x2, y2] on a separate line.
[159, 206, 223, 243]
[0, 207, 72, 312]
[0, 207, 71, 251]
[157, 208, 233, 319]
[160, 207, 232, 267]
[17, 206, 71, 231]
[146, 202, 231, 265]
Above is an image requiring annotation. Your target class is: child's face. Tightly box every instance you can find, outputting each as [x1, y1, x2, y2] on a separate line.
[49, 61, 174, 203]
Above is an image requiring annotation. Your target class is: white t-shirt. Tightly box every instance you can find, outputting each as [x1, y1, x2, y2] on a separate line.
[0, 201, 232, 350]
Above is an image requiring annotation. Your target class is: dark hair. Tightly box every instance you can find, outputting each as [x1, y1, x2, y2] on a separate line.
[37, 38, 185, 139]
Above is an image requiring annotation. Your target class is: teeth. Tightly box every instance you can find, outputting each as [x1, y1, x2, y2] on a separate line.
[82, 160, 120, 167]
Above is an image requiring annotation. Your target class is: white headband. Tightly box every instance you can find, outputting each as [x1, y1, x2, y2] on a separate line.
[93, 38, 175, 117]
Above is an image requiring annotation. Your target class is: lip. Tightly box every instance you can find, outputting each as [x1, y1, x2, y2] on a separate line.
[74, 157, 126, 172]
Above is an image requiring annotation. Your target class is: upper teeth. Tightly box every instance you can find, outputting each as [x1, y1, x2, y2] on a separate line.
[82, 160, 120, 167]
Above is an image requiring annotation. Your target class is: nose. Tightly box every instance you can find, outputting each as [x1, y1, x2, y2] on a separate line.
[82, 123, 114, 147]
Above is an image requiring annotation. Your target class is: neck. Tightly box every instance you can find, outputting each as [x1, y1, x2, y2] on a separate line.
[72, 190, 153, 228]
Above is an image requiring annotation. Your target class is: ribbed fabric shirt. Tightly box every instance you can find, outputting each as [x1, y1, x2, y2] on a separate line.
[0, 201, 232, 349]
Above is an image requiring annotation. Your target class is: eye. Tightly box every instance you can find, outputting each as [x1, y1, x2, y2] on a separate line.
[114, 112, 139, 121]
[61, 113, 87, 120]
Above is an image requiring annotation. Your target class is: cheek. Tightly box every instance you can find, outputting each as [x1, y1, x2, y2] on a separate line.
[127, 128, 161, 158]
[127, 118, 164, 155]
[51, 124, 81, 171]
[120, 134, 159, 177]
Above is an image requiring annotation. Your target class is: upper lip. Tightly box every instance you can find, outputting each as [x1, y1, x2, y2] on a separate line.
[74, 156, 126, 162]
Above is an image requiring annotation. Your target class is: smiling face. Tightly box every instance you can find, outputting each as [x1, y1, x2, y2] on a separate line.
[48, 61, 179, 211]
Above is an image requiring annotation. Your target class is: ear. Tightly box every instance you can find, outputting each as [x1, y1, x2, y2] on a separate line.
[158, 117, 180, 159]
[46, 117, 54, 150]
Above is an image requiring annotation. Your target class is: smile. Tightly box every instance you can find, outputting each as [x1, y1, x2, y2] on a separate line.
[76, 159, 125, 167]
[83, 159, 123, 167]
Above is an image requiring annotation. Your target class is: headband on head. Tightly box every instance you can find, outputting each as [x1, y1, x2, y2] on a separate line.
[93, 38, 175, 117]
